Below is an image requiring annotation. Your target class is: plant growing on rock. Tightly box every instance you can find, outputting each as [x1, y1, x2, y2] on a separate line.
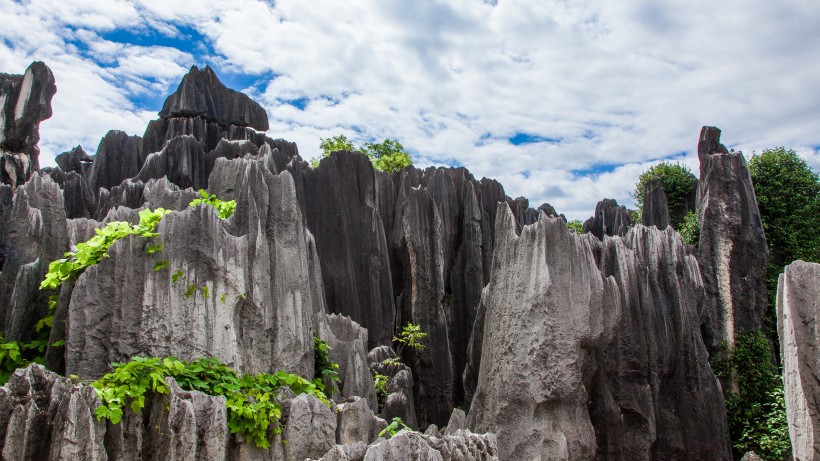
[189, 189, 237, 219]
[313, 333, 341, 394]
[378, 417, 413, 438]
[383, 322, 427, 367]
[92, 356, 330, 449]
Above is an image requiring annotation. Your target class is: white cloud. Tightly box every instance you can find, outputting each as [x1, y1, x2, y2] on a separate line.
[1, 0, 819, 219]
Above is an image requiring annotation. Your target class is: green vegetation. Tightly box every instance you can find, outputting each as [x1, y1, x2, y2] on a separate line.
[383, 322, 427, 367]
[378, 417, 413, 438]
[566, 219, 584, 233]
[313, 333, 340, 394]
[41, 208, 172, 291]
[749, 148, 820, 338]
[189, 189, 237, 220]
[678, 211, 700, 247]
[373, 372, 389, 410]
[631, 162, 697, 228]
[711, 329, 791, 460]
[92, 356, 329, 449]
[311, 134, 413, 173]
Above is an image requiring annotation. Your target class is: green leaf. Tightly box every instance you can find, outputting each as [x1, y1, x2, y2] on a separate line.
[153, 259, 169, 272]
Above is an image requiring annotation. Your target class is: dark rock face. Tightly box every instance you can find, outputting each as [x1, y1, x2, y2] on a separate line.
[0, 61, 56, 187]
[159, 65, 268, 131]
[467, 203, 622, 460]
[54, 145, 93, 176]
[88, 131, 145, 193]
[584, 198, 634, 239]
[641, 179, 671, 230]
[589, 225, 732, 460]
[0, 174, 67, 342]
[696, 126, 768, 353]
[289, 152, 396, 348]
[777, 261, 820, 461]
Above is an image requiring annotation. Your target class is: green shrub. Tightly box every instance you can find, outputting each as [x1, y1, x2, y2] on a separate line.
[711, 329, 790, 460]
[678, 211, 700, 248]
[92, 356, 328, 449]
[631, 162, 697, 228]
[189, 189, 236, 220]
[312, 135, 413, 173]
[378, 417, 413, 438]
[373, 372, 389, 410]
[566, 219, 584, 233]
[313, 333, 340, 394]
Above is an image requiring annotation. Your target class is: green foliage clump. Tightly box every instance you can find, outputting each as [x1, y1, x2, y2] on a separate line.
[189, 189, 237, 220]
[92, 356, 329, 449]
[41, 208, 172, 291]
[632, 162, 697, 228]
[383, 322, 427, 367]
[373, 372, 389, 410]
[312, 134, 413, 173]
[378, 417, 413, 439]
[711, 329, 791, 460]
[678, 211, 700, 248]
[566, 219, 584, 234]
[0, 339, 26, 384]
[312, 333, 340, 394]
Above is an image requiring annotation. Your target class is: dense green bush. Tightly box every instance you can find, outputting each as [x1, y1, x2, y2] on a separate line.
[311, 135, 413, 173]
[678, 211, 700, 247]
[313, 333, 340, 394]
[631, 162, 697, 228]
[711, 329, 791, 460]
[566, 219, 584, 233]
[92, 356, 329, 448]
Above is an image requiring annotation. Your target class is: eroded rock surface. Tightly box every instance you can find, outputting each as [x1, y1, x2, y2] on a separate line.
[697, 126, 768, 353]
[467, 203, 622, 460]
[0, 61, 56, 187]
[583, 198, 634, 239]
[777, 261, 820, 461]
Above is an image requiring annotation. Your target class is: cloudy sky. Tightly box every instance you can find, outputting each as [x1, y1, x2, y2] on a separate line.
[1, 0, 818, 219]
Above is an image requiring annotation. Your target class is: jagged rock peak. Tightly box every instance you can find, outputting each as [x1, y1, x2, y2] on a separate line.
[0, 61, 57, 186]
[583, 197, 634, 239]
[777, 261, 820, 461]
[159, 65, 269, 131]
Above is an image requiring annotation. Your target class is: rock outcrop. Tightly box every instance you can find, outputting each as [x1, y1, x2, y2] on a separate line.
[0, 61, 56, 187]
[777, 261, 820, 461]
[316, 313, 378, 410]
[696, 126, 768, 353]
[583, 198, 634, 239]
[589, 225, 732, 460]
[640, 179, 671, 230]
[467, 203, 622, 460]
[66, 156, 321, 379]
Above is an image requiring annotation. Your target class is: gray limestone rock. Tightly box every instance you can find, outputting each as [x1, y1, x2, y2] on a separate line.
[66, 159, 320, 379]
[444, 408, 467, 436]
[316, 313, 377, 409]
[0, 173, 67, 342]
[336, 397, 379, 446]
[283, 393, 336, 461]
[588, 225, 732, 460]
[740, 452, 764, 461]
[136, 135, 210, 191]
[696, 126, 768, 353]
[0, 61, 56, 186]
[368, 346, 418, 428]
[777, 261, 820, 461]
[467, 202, 621, 460]
[55, 145, 93, 176]
[584, 198, 634, 239]
[362, 429, 498, 461]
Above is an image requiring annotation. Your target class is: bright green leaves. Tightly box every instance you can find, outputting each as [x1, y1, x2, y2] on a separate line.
[393, 322, 427, 353]
[0, 339, 24, 384]
[189, 189, 236, 220]
[312, 334, 340, 395]
[373, 373, 389, 410]
[312, 135, 414, 173]
[378, 417, 413, 439]
[92, 356, 329, 449]
[153, 259, 169, 272]
[171, 270, 185, 285]
[40, 208, 172, 291]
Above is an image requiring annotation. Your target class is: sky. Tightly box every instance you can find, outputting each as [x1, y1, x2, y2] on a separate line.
[1, 0, 819, 220]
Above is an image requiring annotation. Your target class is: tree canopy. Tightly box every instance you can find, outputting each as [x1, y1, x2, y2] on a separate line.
[311, 135, 413, 173]
[631, 161, 697, 228]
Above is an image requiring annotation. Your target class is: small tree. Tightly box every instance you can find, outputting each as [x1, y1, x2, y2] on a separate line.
[311, 135, 413, 173]
[631, 162, 697, 228]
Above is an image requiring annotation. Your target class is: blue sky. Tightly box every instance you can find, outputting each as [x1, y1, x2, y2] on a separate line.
[1, 0, 819, 219]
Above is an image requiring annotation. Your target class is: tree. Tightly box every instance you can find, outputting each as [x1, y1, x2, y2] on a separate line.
[631, 162, 697, 228]
[311, 135, 413, 173]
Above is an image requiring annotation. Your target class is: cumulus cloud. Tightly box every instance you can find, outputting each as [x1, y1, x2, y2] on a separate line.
[1, 0, 818, 218]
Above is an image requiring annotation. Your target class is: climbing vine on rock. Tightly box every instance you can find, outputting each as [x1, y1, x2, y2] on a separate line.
[313, 333, 341, 394]
[92, 356, 329, 449]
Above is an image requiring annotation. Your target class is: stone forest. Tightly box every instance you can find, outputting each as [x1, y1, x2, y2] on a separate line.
[0, 61, 817, 461]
